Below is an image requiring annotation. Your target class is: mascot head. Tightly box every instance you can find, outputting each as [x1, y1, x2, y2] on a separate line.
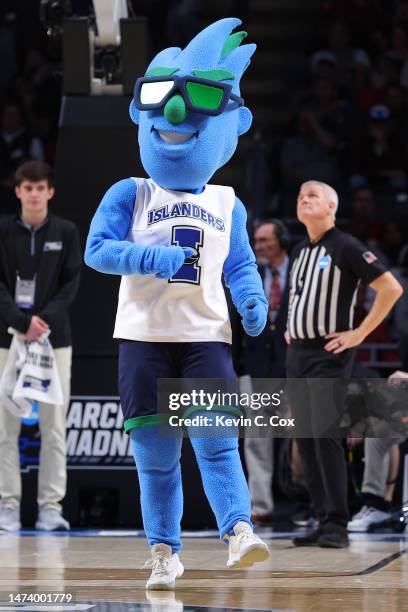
[129, 18, 256, 190]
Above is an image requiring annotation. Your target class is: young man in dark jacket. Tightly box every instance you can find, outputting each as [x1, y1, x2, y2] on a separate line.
[0, 161, 81, 531]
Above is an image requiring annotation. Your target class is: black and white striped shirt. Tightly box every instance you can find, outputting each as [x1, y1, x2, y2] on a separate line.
[287, 228, 386, 340]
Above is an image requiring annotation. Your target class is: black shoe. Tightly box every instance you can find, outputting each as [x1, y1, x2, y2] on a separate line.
[293, 527, 323, 547]
[291, 506, 317, 528]
[318, 526, 349, 549]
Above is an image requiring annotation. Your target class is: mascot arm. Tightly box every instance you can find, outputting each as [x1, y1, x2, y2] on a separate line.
[223, 197, 268, 336]
[84, 178, 192, 277]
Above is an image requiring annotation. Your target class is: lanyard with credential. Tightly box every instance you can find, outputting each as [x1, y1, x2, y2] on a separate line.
[13, 219, 50, 309]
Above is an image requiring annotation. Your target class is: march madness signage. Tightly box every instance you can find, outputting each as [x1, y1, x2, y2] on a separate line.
[19, 396, 134, 472]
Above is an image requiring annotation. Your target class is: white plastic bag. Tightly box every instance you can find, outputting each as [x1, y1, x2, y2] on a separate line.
[12, 331, 64, 406]
[0, 334, 32, 417]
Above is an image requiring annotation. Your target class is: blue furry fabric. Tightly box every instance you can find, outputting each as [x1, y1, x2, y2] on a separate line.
[85, 179, 193, 277]
[130, 421, 251, 551]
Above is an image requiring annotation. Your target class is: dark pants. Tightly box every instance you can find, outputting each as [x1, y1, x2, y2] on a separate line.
[286, 342, 355, 528]
[118, 340, 236, 420]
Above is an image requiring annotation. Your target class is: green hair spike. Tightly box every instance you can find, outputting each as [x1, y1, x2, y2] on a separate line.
[221, 31, 248, 60]
[146, 66, 179, 77]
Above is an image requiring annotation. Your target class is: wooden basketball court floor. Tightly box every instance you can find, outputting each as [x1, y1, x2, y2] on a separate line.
[0, 528, 407, 612]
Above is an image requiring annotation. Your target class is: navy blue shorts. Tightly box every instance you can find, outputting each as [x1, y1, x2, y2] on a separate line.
[118, 341, 236, 428]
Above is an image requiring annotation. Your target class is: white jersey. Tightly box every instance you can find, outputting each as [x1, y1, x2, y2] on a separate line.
[113, 178, 235, 343]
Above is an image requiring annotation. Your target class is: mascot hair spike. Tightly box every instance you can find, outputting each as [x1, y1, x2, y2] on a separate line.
[145, 18, 256, 90]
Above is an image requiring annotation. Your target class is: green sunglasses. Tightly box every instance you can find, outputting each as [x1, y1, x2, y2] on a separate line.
[134, 75, 244, 116]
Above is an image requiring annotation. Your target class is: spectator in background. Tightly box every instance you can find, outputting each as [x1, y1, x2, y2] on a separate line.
[14, 49, 61, 163]
[384, 84, 407, 126]
[0, 103, 44, 188]
[347, 371, 407, 532]
[322, 0, 379, 49]
[310, 52, 339, 82]
[370, 28, 391, 60]
[394, 0, 408, 30]
[356, 57, 401, 113]
[346, 187, 383, 244]
[349, 104, 408, 191]
[386, 24, 408, 76]
[0, 10, 17, 108]
[378, 221, 406, 266]
[352, 49, 373, 110]
[310, 20, 371, 91]
[371, 55, 400, 91]
[280, 110, 342, 210]
[301, 77, 355, 176]
[15, 50, 53, 105]
[348, 437, 406, 531]
[243, 128, 270, 222]
[302, 78, 350, 129]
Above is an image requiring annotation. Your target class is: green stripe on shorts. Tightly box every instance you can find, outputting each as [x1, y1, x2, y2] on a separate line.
[124, 413, 169, 433]
[182, 404, 243, 419]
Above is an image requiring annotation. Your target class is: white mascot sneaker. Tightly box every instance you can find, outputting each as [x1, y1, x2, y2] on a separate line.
[145, 543, 184, 590]
[145, 590, 184, 611]
[226, 521, 270, 568]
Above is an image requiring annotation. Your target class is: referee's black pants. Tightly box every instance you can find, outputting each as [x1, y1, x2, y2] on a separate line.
[286, 342, 355, 528]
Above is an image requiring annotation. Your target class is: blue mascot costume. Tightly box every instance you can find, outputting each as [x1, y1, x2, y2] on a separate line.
[85, 18, 270, 590]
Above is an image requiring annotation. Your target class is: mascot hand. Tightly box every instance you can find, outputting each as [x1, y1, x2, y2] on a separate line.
[241, 297, 267, 336]
[147, 245, 195, 279]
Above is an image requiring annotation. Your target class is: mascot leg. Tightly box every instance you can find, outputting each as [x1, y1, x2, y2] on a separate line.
[190, 419, 269, 568]
[130, 426, 184, 589]
[190, 428, 251, 533]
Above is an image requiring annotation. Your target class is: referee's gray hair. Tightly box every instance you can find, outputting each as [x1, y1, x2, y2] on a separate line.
[301, 180, 339, 216]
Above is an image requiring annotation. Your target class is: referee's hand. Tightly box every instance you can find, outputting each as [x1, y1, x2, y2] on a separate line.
[324, 329, 364, 353]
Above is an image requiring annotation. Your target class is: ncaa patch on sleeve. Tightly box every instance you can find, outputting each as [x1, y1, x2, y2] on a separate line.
[362, 251, 377, 264]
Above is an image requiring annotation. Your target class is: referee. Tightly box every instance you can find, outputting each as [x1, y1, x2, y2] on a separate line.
[286, 180, 403, 548]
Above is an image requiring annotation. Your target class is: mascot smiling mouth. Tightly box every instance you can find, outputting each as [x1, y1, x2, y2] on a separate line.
[151, 126, 199, 147]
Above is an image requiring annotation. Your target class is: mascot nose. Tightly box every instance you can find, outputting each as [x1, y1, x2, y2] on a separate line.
[164, 94, 187, 124]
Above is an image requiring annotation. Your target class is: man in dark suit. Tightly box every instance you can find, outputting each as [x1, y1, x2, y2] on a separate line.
[231, 220, 290, 524]
[244, 220, 290, 379]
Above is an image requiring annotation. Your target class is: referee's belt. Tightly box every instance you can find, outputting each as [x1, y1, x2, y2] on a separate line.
[290, 337, 328, 348]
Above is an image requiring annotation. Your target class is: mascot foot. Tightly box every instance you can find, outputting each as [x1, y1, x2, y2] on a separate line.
[145, 543, 184, 590]
[226, 521, 270, 568]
